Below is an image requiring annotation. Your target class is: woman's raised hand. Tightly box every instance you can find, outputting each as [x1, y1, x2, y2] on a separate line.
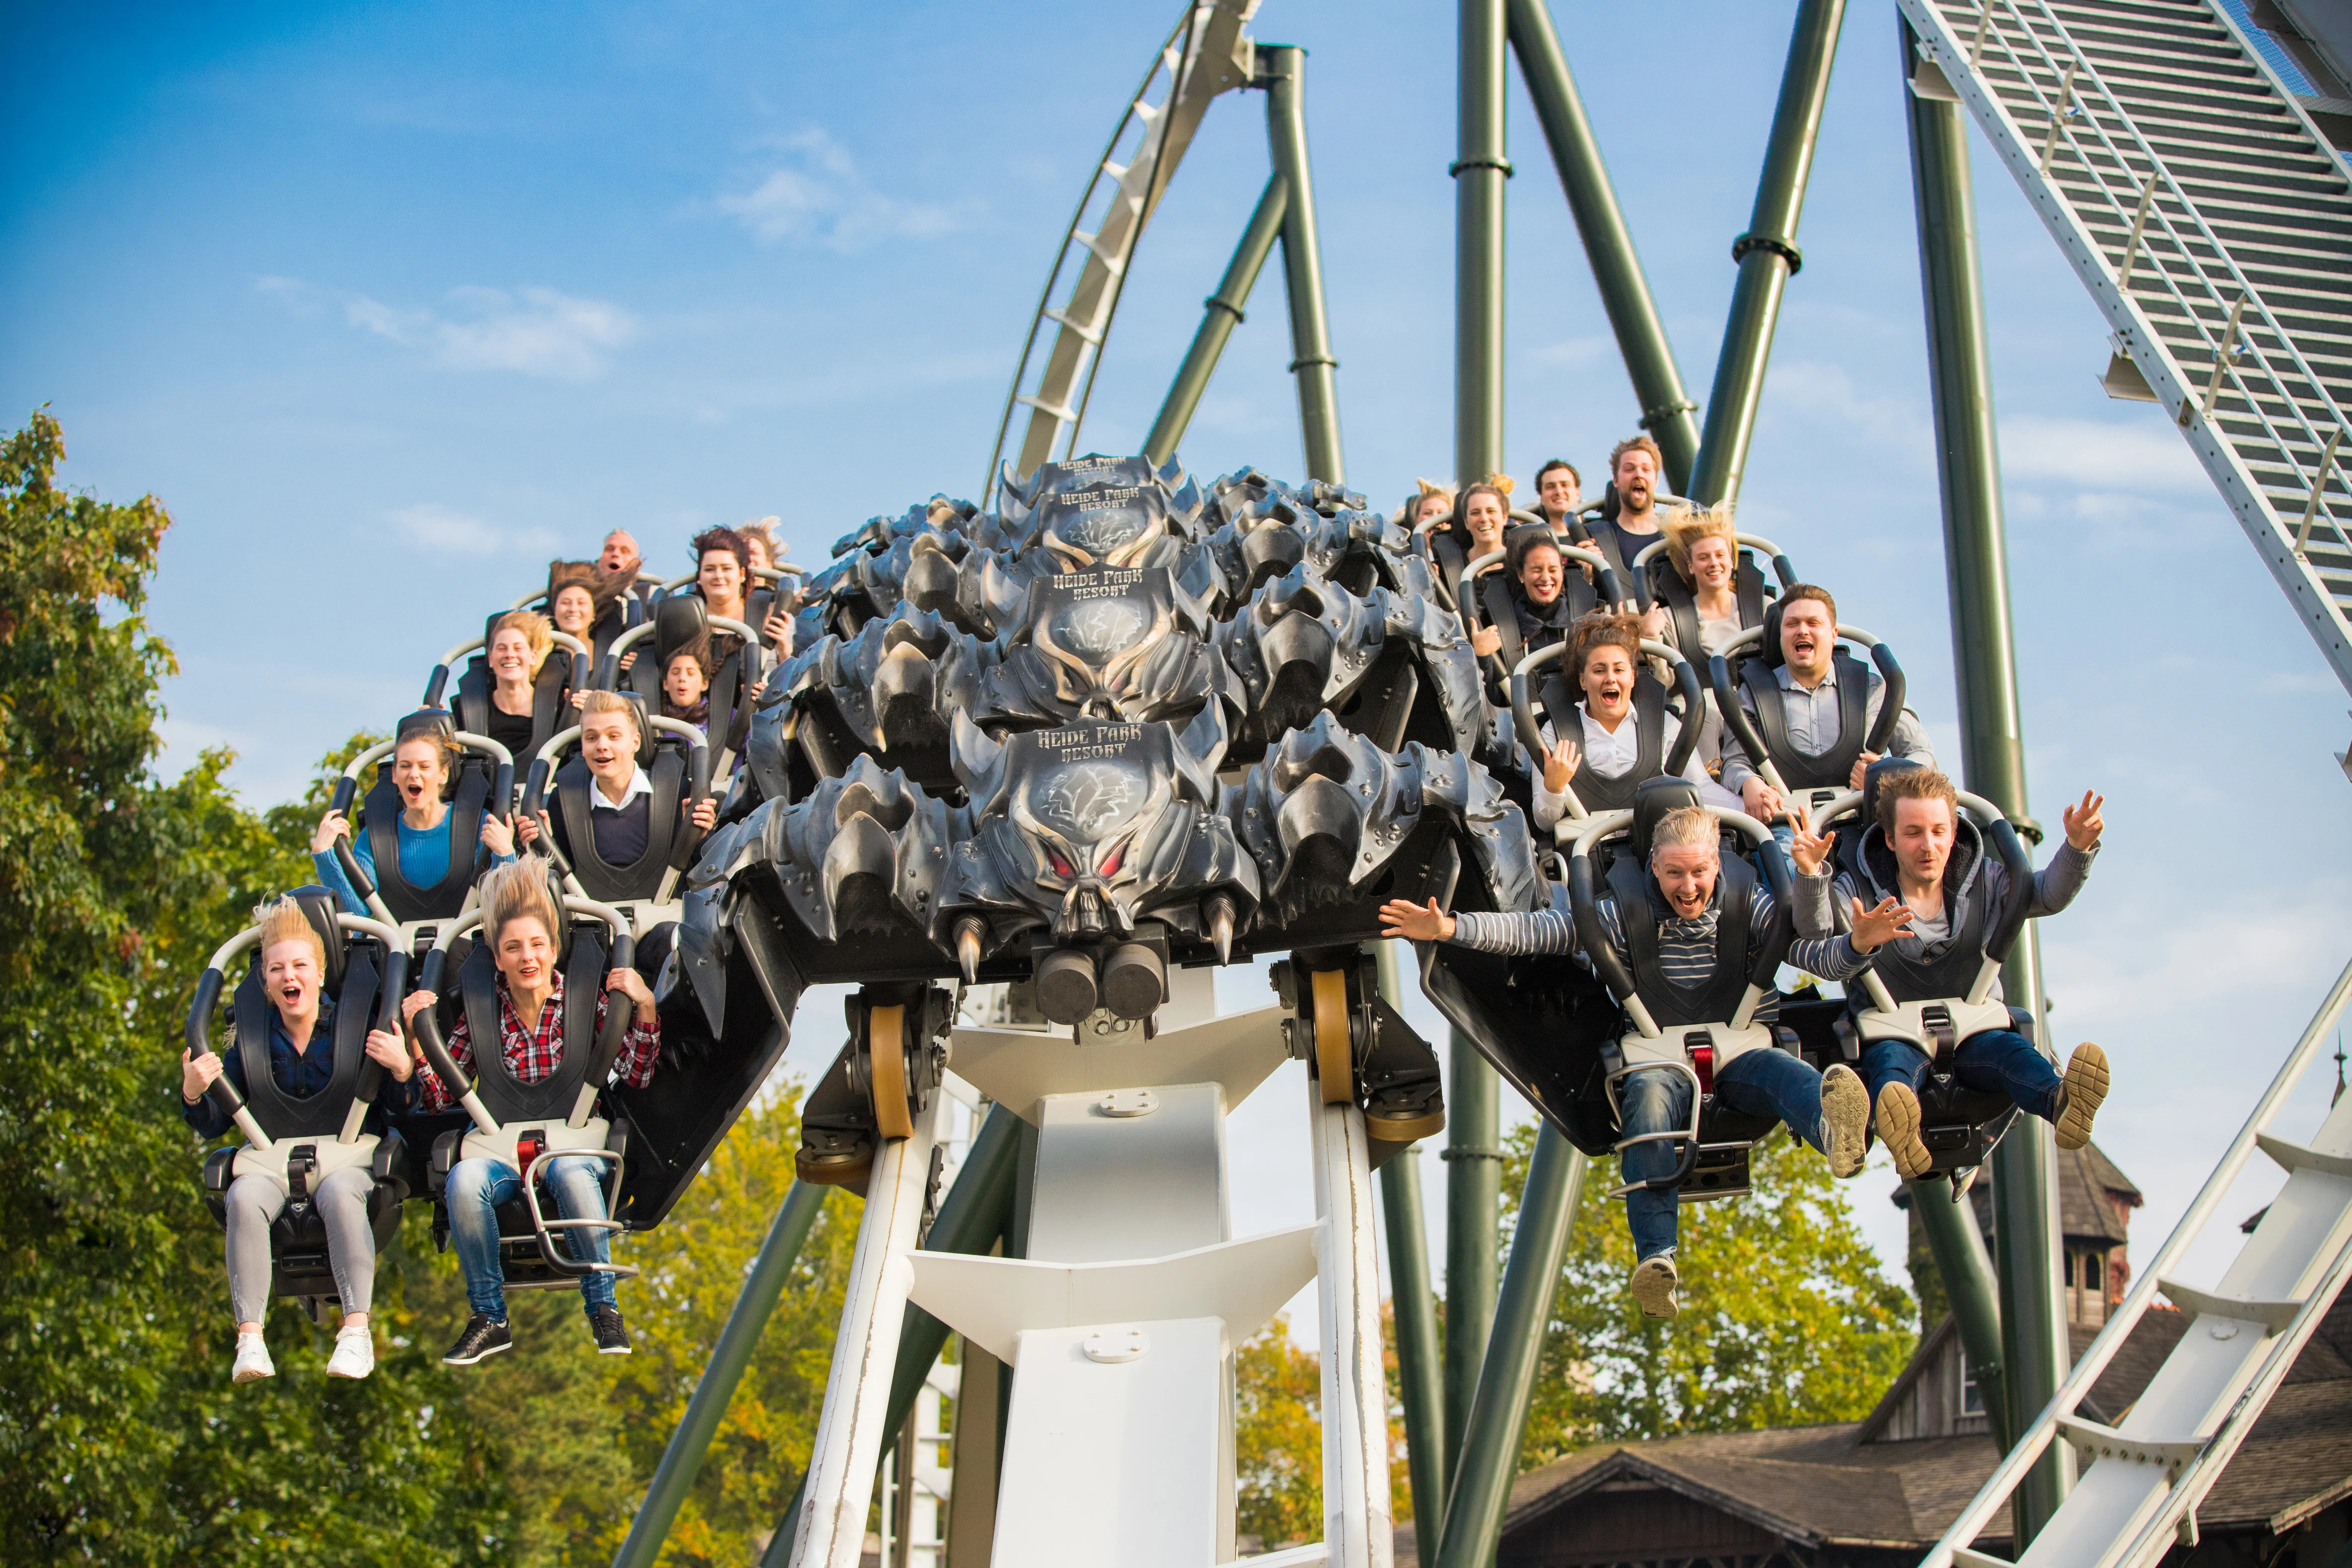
[363, 1027, 414, 1081]
[1542, 737, 1583, 795]
[1378, 897, 1455, 944]
[479, 812, 516, 858]
[311, 809, 351, 855]
[181, 1047, 224, 1102]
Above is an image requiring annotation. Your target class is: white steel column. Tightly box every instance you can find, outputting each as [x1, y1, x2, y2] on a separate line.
[1310, 1083, 1394, 1568]
[791, 1106, 940, 1568]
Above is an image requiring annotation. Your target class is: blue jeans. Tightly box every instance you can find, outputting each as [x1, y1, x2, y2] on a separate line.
[1618, 1046, 1827, 1262]
[446, 1154, 617, 1319]
[1862, 1028, 2061, 1123]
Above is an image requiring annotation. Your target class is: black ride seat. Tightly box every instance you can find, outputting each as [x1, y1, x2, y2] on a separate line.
[622, 591, 761, 760]
[195, 888, 413, 1312]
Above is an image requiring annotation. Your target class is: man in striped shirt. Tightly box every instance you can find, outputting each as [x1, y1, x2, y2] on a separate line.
[1384, 806, 1909, 1318]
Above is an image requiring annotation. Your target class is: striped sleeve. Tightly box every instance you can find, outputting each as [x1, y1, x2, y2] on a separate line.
[1753, 884, 1870, 981]
[1446, 905, 1583, 958]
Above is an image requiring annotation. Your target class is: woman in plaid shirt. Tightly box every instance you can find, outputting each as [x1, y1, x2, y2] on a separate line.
[391, 865, 659, 1364]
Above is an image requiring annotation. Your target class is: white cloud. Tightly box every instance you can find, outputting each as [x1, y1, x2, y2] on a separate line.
[386, 503, 559, 557]
[343, 285, 638, 380]
[1531, 335, 1609, 369]
[716, 129, 966, 252]
[1998, 413, 2208, 493]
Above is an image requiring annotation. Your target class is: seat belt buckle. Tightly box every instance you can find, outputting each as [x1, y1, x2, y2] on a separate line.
[286, 1144, 319, 1213]
[1922, 1003, 1958, 1069]
[1684, 1031, 1715, 1095]
[516, 1129, 549, 1183]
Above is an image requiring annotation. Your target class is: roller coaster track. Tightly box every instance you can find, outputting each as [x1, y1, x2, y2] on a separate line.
[983, 0, 1262, 501]
[1900, 4, 2352, 1563]
[1904, 0, 2352, 695]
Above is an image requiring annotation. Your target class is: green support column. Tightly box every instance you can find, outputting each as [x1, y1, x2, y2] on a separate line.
[1375, 943, 1448, 1532]
[1433, 1126, 1586, 1568]
[1261, 45, 1344, 485]
[1505, 0, 1698, 489]
[1909, 1179, 2012, 1447]
[613, 1181, 830, 1568]
[1689, 0, 1846, 506]
[1449, 0, 1508, 1483]
[1902, 20, 2071, 1541]
[1144, 173, 1287, 467]
[757, 1105, 1027, 1568]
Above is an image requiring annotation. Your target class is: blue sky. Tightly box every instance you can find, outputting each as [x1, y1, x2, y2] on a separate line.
[9, 0, 2347, 1321]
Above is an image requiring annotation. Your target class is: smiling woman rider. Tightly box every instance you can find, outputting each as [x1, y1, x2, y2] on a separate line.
[181, 897, 417, 1383]
[1529, 611, 1732, 831]
[398, 862, 662, 1362]
[312, 728, 516, 917]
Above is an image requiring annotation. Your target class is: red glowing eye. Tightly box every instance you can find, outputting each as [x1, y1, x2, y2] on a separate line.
[1047, 850, 1075, 877]
[1099, 845, 1124, 877]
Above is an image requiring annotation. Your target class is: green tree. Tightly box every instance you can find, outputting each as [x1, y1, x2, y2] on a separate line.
[1504, 1122, 1916, 1466]
[0, 410, 507, 1563]
[1234, 1313, 1322, 1550]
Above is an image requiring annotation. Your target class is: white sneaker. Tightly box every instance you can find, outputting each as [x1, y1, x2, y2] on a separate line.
[1630, 1254, 1680, 1319]
[326, 1323, 375, 1380]
[232, 1332, 276, 1384]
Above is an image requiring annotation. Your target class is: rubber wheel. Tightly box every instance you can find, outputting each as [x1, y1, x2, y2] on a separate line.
[1366, 1106, 1446, 1143]
[867, 1003, 914, 1141]
[1312, 969, 1353, 1106]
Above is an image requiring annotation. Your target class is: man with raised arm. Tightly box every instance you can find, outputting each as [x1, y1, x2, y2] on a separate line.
[1382, 804, 1907, 1319]
[1790, 766, 2110, 1180]
[1717, 584, 1934, 830]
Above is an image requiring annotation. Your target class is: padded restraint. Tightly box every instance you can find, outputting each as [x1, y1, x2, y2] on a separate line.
[230, 901, 378, 1140]
[456, 928, 609, 1126]
[1607, 836, 1755, 1028]
[364, 760, 492, 922]
[1537, 675, 1668, 812]
[1582, 516, 1654, 610]
[1855, 818, 1999, 1004]
[553, 746, 687, 902]
[1738, 644, 1870, 792]
[1655, 552, 1766, 658]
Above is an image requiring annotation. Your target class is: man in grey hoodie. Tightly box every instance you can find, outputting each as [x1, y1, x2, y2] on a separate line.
[1792, 764, 2109, 1179]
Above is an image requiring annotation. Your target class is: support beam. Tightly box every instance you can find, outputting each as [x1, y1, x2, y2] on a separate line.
[758, 1104, 1026, 1568]
[1375, 943, 1447, 1533]
[1433, 1127, 1586, 1568]
[1903, 20, 2071, 1542]
[1449, 0, 1509, 1486]
[1456, 0, 1508, 488]
[1909, 1178, 2012, 1448]
[1144, 173, 1288, 467]
[613, 1181, 830, 1568]
[1262, 45, 1344, 485]
[1505, 0, 1699, 490]
[1441, 1031, 1499, 1474]
[1690, 0, 1847, 506]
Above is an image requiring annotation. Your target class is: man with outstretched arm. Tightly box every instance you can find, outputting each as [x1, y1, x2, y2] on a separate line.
[1382, 804, 1909, 1319]
[1790, 766, 2109, 1179]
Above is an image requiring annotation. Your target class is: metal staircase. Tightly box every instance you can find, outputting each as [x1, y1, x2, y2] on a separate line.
[1918, 958, 2352, 1568]
[1901, 0, 2352, 694]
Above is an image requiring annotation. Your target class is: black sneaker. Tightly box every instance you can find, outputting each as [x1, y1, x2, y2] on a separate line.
[588, 1305, 631, 1355]
[443, 1312, 512, 1366]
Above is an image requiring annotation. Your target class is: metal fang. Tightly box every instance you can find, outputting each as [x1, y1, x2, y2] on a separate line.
[956, 919, 985, 985]
[1207, 895, 1235, 966]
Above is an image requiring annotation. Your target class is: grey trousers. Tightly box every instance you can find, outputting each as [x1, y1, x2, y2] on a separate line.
[224, 1167, 378, 1323]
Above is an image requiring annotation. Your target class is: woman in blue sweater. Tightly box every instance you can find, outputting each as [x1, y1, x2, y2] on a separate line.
[311, 729, 517, 915]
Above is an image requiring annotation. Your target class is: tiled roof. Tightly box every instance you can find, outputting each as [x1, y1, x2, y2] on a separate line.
[1392, 1288, 2352, 1565]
